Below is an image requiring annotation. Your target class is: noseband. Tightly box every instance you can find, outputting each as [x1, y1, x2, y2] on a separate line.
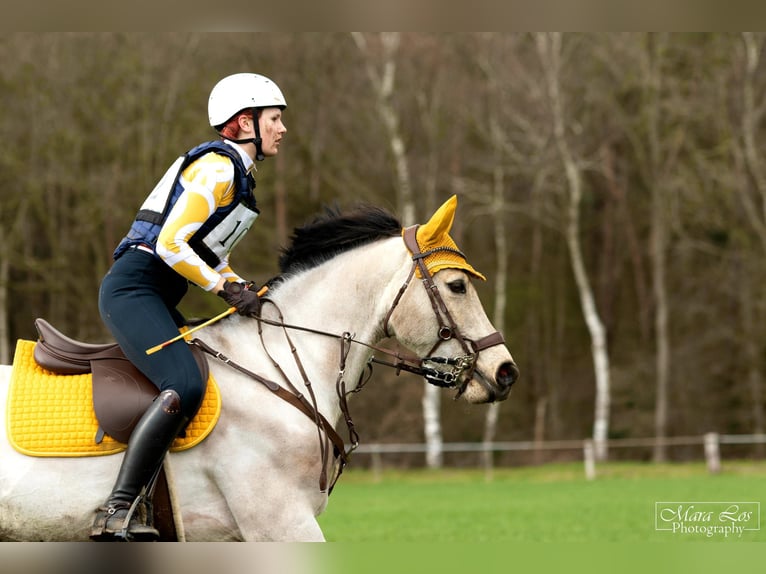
[379, 225, 505, 396]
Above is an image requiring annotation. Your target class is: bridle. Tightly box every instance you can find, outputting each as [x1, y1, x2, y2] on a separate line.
[193, 224, 506, 492]
[376, 225, 506, 398]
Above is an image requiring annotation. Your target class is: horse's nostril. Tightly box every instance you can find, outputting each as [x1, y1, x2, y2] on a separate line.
[496, 362, 519, 389]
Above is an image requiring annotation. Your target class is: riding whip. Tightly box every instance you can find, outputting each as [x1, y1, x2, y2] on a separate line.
[145, 285, 268, 355]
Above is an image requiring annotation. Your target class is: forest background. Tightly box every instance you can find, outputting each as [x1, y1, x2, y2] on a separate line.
[2, 32, 765, 466]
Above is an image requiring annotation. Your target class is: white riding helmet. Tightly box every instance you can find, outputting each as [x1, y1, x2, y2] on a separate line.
[207, 73, 287, 128]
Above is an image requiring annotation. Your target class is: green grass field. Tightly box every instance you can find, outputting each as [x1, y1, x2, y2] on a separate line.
[317, 461, 766, 543]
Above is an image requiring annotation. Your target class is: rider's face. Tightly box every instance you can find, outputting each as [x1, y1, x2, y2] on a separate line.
[257, 107, 286, 157]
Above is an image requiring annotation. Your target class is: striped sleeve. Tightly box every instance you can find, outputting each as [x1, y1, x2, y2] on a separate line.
[156, 153, 238, 291]
[215, 256, 244, 283]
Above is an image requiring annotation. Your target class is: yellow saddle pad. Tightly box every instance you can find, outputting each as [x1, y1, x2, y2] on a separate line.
[6, 339, 221, 457]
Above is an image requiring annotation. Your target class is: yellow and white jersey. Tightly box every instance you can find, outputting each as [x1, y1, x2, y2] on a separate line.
[155, 142, 255, 291]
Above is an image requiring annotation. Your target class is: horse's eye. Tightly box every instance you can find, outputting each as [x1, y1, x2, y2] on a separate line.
[447, 280, 466, 294]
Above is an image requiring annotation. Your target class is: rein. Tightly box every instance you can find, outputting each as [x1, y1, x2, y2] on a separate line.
[190, 335, 351, 493]
[192, 224, 505, 493]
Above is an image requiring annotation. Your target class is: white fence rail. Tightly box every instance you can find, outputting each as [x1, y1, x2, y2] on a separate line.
[353, 433, 766, 480]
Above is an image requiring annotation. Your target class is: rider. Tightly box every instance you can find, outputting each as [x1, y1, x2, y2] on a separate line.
[91, 73, 287, 541]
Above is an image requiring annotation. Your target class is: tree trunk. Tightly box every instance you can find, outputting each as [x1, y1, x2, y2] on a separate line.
[601, 145, 651, 342]
[479, 35, 510, 473]
[482, 161, 508, 472]
[740, 262, 765, 448]
[651, 181, 670, 462]
[537, 32, 611, 460]
[642, 34, 672, 462]
[351, 33, 416, 225]
[738, 32, 766, 444]
[352, 32, 439, 465]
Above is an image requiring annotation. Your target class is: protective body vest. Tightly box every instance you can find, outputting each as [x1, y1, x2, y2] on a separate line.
[113, 141, 258, 267]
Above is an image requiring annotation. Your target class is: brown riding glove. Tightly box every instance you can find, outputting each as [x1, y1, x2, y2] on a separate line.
[218, 281, 261, 317]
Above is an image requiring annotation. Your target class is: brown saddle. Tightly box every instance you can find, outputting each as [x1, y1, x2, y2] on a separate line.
[33, 318, 209, 444]
[32, 318, 211, 542]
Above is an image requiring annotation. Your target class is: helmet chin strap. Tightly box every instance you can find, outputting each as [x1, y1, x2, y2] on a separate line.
[230, 107, 265, 161]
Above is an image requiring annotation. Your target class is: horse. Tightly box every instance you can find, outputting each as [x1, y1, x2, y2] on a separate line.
[0, 196, 518, 541]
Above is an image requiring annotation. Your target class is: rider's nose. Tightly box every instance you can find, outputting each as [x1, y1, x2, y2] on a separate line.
[496, 362, 519, 389]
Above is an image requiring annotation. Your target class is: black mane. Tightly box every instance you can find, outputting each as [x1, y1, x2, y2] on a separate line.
[278, 204, 402, 274]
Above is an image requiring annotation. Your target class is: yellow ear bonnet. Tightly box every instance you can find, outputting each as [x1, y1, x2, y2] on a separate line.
[405, 195, 486, 281]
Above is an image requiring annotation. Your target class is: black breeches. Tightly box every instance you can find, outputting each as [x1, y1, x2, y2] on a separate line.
[99, 249, 205, 419]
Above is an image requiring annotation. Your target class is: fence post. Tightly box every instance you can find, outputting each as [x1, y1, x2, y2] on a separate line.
[704, 432, 721, 474]
[371, 450, 383, 482]
[583, 440, 596, 480]
[482, 443, 494, 483]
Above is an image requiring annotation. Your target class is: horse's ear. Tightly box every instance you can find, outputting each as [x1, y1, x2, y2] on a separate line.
[411, 195, 486, 280]
[417, 195, 457, 245]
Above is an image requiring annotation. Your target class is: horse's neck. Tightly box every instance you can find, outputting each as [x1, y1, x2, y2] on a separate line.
[211, 238, 409, 421]
[272, 238, 407, 341]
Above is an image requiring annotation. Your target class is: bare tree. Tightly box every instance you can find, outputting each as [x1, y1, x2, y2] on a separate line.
[735, 32, 766, 439]
[351, 32, 445, 467]
[351, 33, 416, 225]
[607, 33, 675, 462]
[642, 34, 673, 462]
[468, 33, 563, 453]
[472, 33, 513, 472]
[537, 33, 612, 460]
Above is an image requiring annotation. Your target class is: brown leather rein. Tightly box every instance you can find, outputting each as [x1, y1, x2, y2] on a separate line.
[192, 224, 505, 493]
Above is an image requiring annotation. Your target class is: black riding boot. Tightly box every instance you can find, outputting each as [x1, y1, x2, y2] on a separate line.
[90, 389, 187, 542]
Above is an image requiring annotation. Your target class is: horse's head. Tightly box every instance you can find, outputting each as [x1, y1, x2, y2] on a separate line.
[385, 196, 519, 404]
